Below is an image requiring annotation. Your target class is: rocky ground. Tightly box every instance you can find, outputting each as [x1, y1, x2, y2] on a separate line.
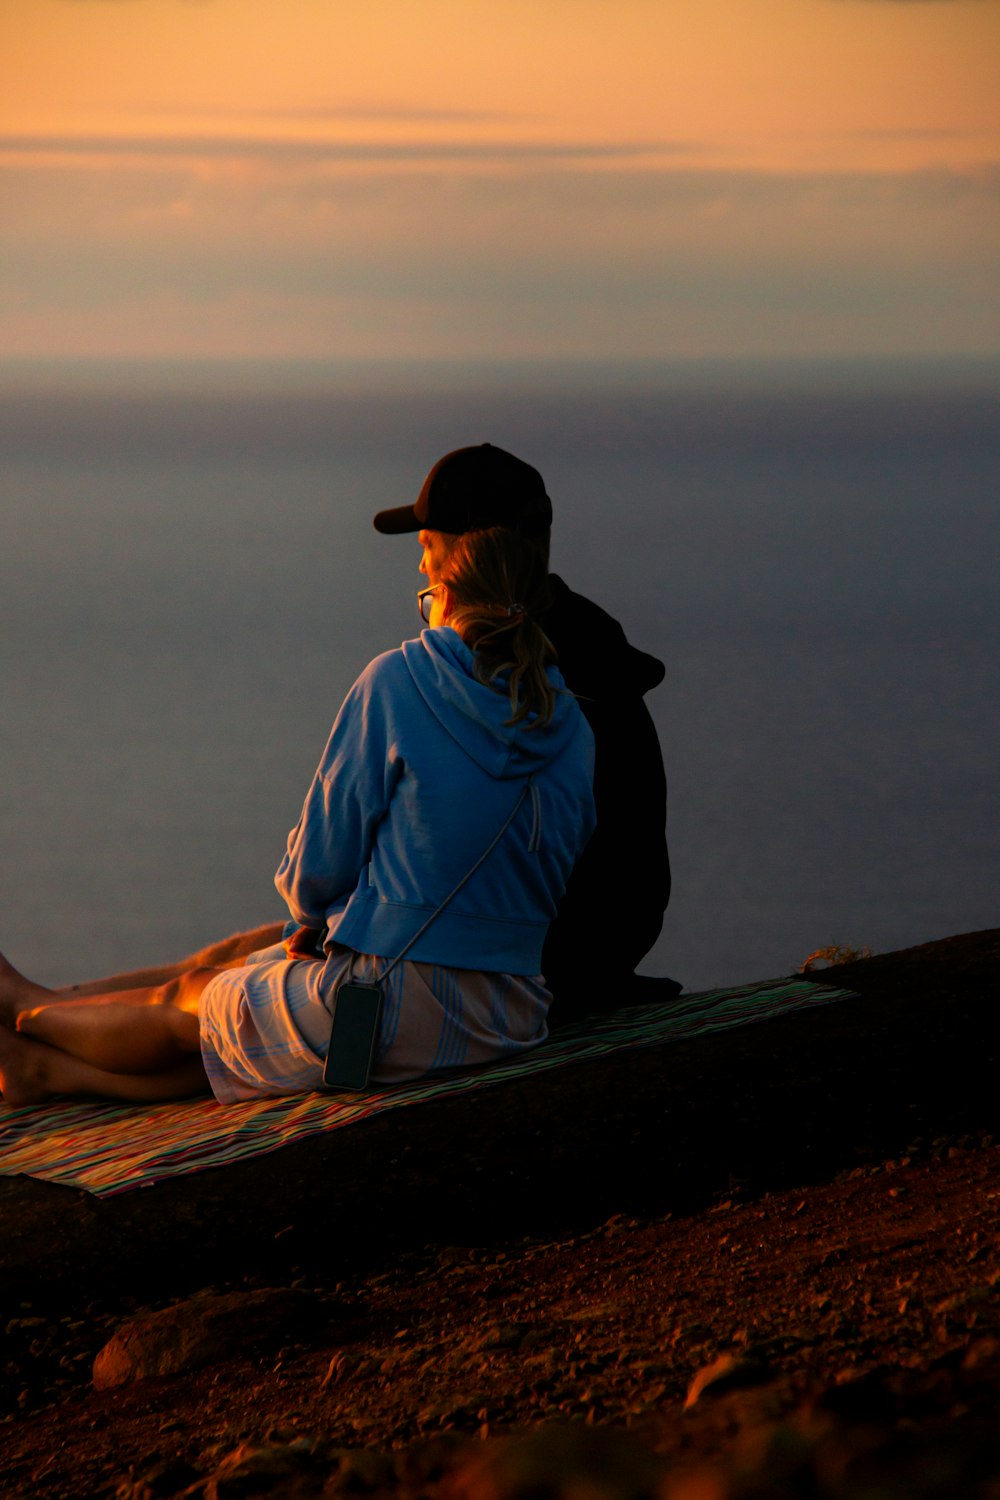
[1, 929, 998, 1498]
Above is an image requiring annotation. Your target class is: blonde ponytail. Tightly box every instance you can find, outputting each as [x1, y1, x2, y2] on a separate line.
[440, 528, 558, 727]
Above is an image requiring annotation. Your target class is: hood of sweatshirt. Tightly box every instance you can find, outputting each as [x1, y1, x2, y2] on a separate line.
[401, 626, 587, 781]
[544, 574, 665, 702]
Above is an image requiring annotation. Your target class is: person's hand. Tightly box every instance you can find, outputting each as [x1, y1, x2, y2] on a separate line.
[284, 926, 323, 961]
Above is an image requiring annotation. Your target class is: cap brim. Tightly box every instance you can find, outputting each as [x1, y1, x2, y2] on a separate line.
[373, 504, 421, 535]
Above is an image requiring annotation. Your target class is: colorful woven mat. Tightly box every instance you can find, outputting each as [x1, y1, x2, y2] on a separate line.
[0, 976, 854, 1198]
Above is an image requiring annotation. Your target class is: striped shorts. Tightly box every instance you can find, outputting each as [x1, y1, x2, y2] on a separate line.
[199, 942, 551, 1104]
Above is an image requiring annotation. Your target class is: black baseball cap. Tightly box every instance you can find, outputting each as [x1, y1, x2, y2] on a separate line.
[373, 444, 553, 537]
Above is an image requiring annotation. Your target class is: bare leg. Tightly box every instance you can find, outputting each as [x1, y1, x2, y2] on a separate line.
[0, 956, 219, 1104]
[0, 1027, 208, 1107]
[15, 968, 215, 1073]
[56, 923, 285, 998]
[2, 951, 212, 1028]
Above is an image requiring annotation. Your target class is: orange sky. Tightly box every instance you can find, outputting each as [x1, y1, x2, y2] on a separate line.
[1, 0, 997, 359]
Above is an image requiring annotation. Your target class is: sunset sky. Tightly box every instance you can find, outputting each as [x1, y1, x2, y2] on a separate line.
[2, 0, 998, 362]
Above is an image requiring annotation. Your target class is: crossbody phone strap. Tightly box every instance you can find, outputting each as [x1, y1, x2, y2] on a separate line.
[373, 780, 531, 987]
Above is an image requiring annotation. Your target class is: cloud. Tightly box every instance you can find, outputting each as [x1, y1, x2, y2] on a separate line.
[126, 105, 522, 124]
[0, 133, 691, 166]
[2, 155, 996, 359]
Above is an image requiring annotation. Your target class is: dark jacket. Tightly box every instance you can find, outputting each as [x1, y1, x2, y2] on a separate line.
[540, 575, 671, 1025]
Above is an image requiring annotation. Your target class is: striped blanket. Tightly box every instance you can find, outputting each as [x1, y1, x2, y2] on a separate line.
[0, 976, 854, 1198]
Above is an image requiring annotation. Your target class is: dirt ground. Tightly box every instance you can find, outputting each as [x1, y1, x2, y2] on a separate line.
[1, 930, 998, 1498]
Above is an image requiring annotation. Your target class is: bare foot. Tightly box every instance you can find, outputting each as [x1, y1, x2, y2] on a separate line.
[0, 951, 54, 1029]
[0, 1026, 50, 1107]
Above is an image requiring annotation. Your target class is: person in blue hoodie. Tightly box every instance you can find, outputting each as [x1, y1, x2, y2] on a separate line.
[0, 529, 596, 1107]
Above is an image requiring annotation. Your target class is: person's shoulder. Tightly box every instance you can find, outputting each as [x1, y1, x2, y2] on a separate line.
[355, 630, 472, 699]
[547, 574, 620, 626]
[347, 641, 416, 702]
[545, 574, 665, 698]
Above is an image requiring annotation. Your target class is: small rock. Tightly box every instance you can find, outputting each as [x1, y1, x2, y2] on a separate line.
[933, 1285, 994, 1318]
[470, 1321, 529, 1352]
[204, 1440, 317, 1499]
[320, 1349, 361, 1387]
[684, 1353, 775, 1409]
[6, 1316, 47, 1335]
[115, 1457, 200, 1499]
[93, 1288, 324, 1389]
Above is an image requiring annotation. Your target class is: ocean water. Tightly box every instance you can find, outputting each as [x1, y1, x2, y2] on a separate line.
[1, 357, 997, 991]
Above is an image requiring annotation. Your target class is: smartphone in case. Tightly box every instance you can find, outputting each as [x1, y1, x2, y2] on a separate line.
[323, 980, 383, 1091]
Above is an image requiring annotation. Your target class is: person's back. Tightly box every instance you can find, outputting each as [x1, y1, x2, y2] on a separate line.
[539, 576, 670, 1025]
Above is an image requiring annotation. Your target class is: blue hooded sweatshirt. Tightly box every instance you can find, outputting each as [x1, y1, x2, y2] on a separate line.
[275, 627, 596, 975]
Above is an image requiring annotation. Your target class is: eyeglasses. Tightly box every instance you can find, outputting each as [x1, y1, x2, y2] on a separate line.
[417, 584, 440, 624]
